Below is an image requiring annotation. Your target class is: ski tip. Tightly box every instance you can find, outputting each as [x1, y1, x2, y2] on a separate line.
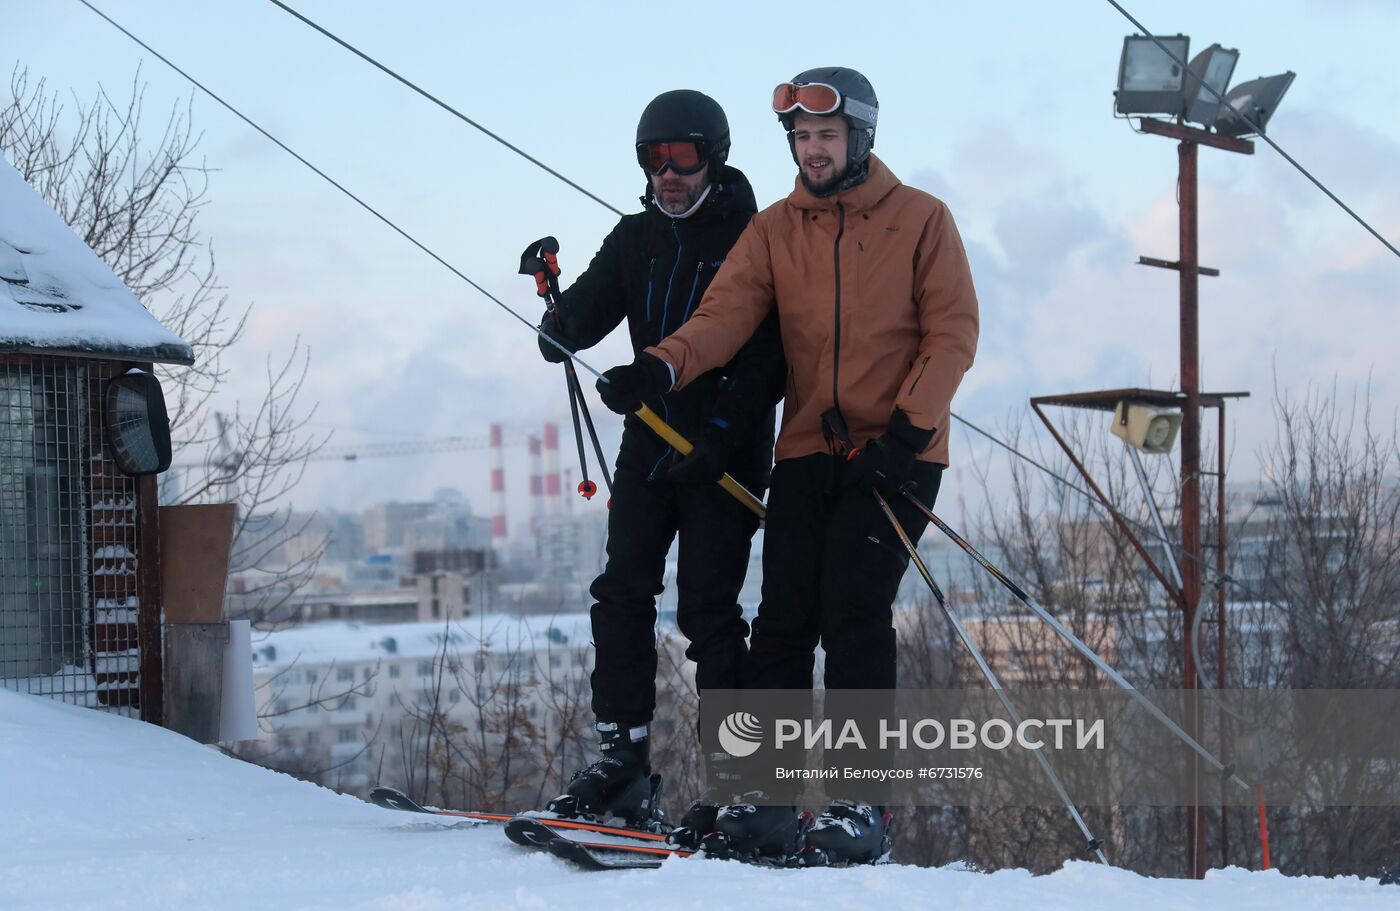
[369, 786, 427, 814]
[505, 817, 561, 848]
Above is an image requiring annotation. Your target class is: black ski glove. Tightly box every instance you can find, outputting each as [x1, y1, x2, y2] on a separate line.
[847, 409, 935, 499]
[597, 352, 672, 415]
[667, 420, 741, 485]
[536, 312, 576, 364]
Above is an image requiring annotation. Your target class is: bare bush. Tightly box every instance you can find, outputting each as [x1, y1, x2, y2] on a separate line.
[1, 64, 326, 632]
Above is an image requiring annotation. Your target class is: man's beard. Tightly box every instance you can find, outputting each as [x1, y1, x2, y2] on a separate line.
[801, 162, 847, 197]
[655, 180, 703, 215]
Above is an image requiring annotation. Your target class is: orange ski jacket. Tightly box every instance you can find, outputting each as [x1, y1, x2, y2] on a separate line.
[648, 154, 979, 465]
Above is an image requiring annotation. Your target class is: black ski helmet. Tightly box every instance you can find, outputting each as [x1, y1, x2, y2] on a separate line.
[636, 89, 731, 181]
[777, 67, 878, 174]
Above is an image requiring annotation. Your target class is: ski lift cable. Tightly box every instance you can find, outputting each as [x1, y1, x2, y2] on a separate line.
[80, 1, 1351, 673]
[954, 407, 1374, 687]
[258, 0, 1253, 583]
[81, 0, 767, 520]
[263, 0, 626, 218]
[77, 0, 1242, 604]
[272, 0, 1398, 264]
[75, 0, 606, 381]
[1104, 0, 1400, 261]
[256, 0, 1381, 760]
[896, 489, 1254, 794]
[875, 492, 1111, 864]
[253, 0, 1373, 624]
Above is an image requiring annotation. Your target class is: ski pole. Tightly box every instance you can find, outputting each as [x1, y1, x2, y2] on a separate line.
[897, 488, 1253, 795]
[872, 490, 1109, 865]
[517, 240, 761, 517]
[86, 0, 743, 518]
[520, 237, 612, 500]
[551, 352, 763, 519]
[565, 372, 600, 498]
[634, 405, 766, 520]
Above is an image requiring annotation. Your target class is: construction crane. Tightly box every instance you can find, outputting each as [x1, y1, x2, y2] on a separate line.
[307, 434, 495, 462]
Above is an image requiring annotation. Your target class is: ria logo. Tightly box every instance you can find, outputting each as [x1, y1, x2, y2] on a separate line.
[717, 711, 764, 758]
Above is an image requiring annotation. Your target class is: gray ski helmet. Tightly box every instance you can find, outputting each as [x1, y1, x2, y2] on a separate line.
[635, 89, 730, 181]
[777, 67, 878, 170]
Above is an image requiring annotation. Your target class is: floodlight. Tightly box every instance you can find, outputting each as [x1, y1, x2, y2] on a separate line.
[1115, 35, 1190, 115]
[104, 370, 173, 476]
[1214, 72, 1296, 136]
[1183, 43, 1240, 127]
[1111, 401, 1182, 455]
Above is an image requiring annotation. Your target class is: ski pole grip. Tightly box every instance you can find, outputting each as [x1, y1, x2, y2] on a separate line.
[634, 405, 766, 520]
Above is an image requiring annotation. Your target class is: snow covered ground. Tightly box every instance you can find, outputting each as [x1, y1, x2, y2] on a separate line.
[2, 689, 1394, 911]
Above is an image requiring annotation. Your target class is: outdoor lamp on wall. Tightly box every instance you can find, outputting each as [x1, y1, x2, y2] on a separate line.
[1183, 43, 1240, 127]
[1213, 72, 1296, 136]
[1110, 401, 1182, 455]
[104, 370, 173, 476]
[1114, 34, 1190, 115]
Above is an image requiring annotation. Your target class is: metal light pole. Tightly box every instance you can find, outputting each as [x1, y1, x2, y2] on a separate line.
[1113, 31, 1289, 877]
[1137, 116, 1252, 878]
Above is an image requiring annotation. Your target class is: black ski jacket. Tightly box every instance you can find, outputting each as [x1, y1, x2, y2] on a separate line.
[553, 165, 785, 488]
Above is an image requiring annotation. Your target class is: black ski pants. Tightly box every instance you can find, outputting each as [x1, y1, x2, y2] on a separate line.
[745, 454, 941, 804]
[589, 463, 761, 731]
[747, 453, 943, 691]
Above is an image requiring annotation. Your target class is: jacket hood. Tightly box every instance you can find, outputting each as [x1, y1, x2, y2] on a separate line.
[785, 154, 900, 214]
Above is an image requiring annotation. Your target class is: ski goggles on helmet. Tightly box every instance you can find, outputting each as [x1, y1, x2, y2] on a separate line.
[636, 140, 707, 176]
[771, 81, 842, 116]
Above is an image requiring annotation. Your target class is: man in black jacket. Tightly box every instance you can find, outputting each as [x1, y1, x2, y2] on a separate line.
[533, 90, 784, 826]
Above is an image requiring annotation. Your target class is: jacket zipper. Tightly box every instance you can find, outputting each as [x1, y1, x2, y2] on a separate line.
[681, 261, 704, 323]
[832, 203, 847, 420]
[644, 257, 657, 322]
[907, 355, 931, 395]
[658, 223, 683, 343]
[648, 226, 685, 477]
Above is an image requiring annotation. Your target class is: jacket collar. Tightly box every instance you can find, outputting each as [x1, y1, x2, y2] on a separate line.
[640, 164, 758, 226]
[785, 154, 900, 213]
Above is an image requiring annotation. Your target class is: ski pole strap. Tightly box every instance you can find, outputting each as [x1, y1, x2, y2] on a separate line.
[634, 405, 765, 520]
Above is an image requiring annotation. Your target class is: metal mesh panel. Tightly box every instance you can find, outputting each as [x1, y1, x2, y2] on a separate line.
[87, 361, 143, 716]
[0, 357, 143, 715]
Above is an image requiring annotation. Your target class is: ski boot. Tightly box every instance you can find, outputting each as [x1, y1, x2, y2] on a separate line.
[667, 750, 743, 849]
[802, 801, 893, 865]
[546, 722, 661, 828]
[702, 793, 804, 860]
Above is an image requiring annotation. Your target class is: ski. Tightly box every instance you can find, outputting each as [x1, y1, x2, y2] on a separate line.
[368, 786, 671, 844]
[504, 817, 687, 869]
[505, 816, 841, 872]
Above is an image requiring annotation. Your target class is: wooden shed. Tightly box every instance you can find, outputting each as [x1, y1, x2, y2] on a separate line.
[0, 153, 193, 722]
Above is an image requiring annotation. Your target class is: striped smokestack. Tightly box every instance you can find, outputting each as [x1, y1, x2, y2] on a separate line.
[543, 422, 562, 516]
[529, 434, 544, 535]
[489, 423, 507, 546]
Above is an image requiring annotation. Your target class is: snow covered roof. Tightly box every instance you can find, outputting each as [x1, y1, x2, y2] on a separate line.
[250, 613, 594, 672]
[0, 153, 194, 365]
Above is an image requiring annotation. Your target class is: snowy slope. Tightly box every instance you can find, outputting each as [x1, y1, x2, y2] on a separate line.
[1, 689, 1393, 911]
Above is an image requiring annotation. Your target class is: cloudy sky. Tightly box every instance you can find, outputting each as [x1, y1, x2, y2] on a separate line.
[8, 0, 1399, 527]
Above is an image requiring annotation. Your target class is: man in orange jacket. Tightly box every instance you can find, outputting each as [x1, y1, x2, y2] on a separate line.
[597, 67, 979, 863]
